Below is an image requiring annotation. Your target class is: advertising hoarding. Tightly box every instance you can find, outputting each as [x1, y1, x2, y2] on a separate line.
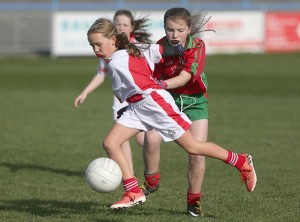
[265, 12, 300, 52]
[202, 11, 264, 54]
[51, 11, 165, 56]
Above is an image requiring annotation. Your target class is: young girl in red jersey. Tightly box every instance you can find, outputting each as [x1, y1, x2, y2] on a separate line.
[74, 10, 151, 173]
[86, 17, 256, 210]
[140, 8, 212, 217]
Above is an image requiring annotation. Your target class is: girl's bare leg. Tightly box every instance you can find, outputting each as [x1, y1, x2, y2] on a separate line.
[120, 140, 134, 174]
[175, 130, 228, 160]
[143, 129, 162, 173]
[188, 119, 208, 194]
[135, 131, 145, 147]
[103, 123, 140, 180]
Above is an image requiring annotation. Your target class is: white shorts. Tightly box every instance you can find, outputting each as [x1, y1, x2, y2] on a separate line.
[112, 95, 128, 121]
[116, 89, 191, 142]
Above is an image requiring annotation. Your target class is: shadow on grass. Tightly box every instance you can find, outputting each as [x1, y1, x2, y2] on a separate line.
[0, 199, 98, 216]
[0, 162, 83, 177]
[107, 205, 220, 220]
[0, 199, 122, 221]
[0, 198, 218, 220]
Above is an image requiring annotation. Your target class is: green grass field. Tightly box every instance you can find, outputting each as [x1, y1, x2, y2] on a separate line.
[0, 53, 299, 222]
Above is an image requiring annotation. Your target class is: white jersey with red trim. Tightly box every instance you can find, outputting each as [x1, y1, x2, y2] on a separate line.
[96, 59, 108, 77]
[96, 37, 140, 121]
[106, 44, 164, 103]
[96, 36, 138, 77]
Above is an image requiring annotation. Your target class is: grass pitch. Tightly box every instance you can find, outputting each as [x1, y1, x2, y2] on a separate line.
[0, 53, 299, 221]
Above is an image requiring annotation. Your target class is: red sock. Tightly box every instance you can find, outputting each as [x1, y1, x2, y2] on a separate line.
[123, 177, 140, 193]
[144, 171, 160, 189]
[225, 151, 246, 169]
[187, 190, 202, 205]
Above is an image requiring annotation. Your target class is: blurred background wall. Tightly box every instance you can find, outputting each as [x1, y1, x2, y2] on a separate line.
[0, 0, 300, 56]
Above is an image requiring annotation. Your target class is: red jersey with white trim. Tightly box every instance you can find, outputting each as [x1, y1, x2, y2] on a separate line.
[106, 44, 164, 103]
[154, 35, 208, 95]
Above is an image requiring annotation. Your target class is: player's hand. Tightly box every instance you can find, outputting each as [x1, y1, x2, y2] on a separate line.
[176, 44, 184, 56]
[117, 106, 128, 119]
[74, 94, 87, 108]
[154, 79, 168, 89]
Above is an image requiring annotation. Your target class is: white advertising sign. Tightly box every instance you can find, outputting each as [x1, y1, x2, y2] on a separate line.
[51, 11, 165, 56]
[201, 11, 265, 54]
[52, 11, 265, 56]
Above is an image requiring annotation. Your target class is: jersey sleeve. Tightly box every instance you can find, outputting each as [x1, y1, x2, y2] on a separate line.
[152, 37, 167, 79]
[146, 44, 164, 64]
[139, 44, 164, 72]
[96, 59, 108, 77]
[182, 39, 206, 82]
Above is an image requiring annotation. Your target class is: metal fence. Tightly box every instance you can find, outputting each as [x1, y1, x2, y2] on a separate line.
[0, 0, 300, 56]
[1, 0, 300, 11]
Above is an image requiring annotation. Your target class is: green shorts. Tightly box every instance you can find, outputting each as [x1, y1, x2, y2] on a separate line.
[171, 93, 209, 121]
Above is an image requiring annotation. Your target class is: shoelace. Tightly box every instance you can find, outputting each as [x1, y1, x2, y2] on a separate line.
[140, 183, 147, 190]
[123, 192, 135, 202]
[140, 182, 158, 192]
[193, 201, 201, 212]
[240, 168, 251, 181]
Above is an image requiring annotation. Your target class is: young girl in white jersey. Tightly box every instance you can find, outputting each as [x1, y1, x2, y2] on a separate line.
[86, 18, 257, 210]
[74, 10, 151, 173]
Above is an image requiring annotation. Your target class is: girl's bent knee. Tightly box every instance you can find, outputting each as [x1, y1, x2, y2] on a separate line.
[103, 138, 113, 151]
[186, 146, 203, 155]
[189, 154, 205, 162]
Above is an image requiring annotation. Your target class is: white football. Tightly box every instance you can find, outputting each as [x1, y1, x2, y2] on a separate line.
[85, 157, 122, 193]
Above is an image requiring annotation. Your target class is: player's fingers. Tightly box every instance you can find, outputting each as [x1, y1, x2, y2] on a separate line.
[74, 97, 81, 108]
[74, 101, 79, 108]
[74, 95, 87, 108]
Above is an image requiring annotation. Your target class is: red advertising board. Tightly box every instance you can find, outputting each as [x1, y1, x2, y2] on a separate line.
[265, 12, 300, 52]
